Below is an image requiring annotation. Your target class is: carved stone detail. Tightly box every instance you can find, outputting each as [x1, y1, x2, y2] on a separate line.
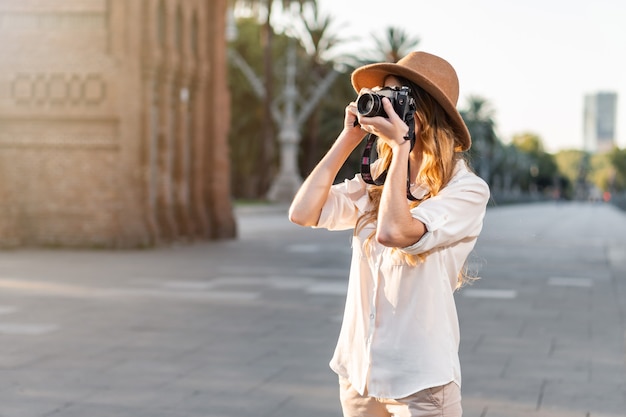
[11, 73, 107, 107]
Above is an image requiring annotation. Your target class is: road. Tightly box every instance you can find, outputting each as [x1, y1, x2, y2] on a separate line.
[0, 201, 624, 416]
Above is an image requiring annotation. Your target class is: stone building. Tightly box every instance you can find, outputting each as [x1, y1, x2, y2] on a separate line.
[0, 0, 236, 247]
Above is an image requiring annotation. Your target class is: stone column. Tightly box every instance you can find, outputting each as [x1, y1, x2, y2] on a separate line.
[139, 0, 162, 244]
[172, 9, 193, 239]
[191, 61, 211, 237]
[155, 3, 179, 240]
[205, 0, 236, 239]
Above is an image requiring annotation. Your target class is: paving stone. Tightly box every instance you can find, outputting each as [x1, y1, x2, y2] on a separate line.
[0, 202, 624, 416]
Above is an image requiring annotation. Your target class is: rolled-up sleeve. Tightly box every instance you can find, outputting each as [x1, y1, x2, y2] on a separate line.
[402, 173, 490, 255]
[315, 174, 370, 231]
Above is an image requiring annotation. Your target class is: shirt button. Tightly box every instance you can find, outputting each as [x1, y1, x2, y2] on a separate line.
[370, 313, 375, 319]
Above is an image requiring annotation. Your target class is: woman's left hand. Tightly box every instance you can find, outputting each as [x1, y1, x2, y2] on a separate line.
[358, 97, 410, 151]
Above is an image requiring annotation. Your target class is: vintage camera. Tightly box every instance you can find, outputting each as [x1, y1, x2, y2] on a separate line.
[356, 86, 415, 123]
[356, 85, 418, 197]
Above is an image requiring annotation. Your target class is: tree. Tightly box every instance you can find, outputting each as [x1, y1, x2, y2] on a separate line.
[606, 147, 626, 191]
[512, 132, 545, 154]
[358, 26, 421, 65]
[230, 0, 317, 196]
[461, 96, 498, 184]
[589, 152, 616, 192]
[228, 5, 347, 199]
[296, 3, 341, 63]
[294, 4, 343, 174]
[554, 149, 586, 199]
[511, 132, 558, 194]
[227, 17, 273, 198]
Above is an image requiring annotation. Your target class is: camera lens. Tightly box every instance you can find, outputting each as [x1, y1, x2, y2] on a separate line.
[357, 93, 384, 117]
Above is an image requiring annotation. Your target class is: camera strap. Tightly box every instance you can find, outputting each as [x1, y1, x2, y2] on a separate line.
[360, 122, 419, 201]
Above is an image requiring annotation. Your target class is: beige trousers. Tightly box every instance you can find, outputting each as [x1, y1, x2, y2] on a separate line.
[339, 377, 462, 417]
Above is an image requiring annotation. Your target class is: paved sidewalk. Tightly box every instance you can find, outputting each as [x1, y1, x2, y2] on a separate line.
[459, 202, 626, 417]
[0, 202, 624, 416]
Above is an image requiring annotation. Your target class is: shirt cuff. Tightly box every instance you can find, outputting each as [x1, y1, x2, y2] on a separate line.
[401, 229, 432, 255]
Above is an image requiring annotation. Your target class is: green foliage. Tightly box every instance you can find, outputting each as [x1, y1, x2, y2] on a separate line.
[510, 133, 558, 192]
[608, 147, 626, 191]
[461, 96, 498, 183]
[610, 147, 626, 175]
[228, 13, 356, 197]
[299, 71, 358, 181]
[228, 18, 271, 198]
[512, 132, 545, 154]
[554, 149, 587, 198]
[555, 148, 626, 193]
[589, 152, 615, 191]
[369, 27, 421, 63]
[554, 150, 585, 184]
[292, 7, 358, 179]
[232, 0, 315, 16]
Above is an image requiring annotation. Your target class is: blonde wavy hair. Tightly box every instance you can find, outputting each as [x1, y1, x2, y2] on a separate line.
[355, 78, 472, 287]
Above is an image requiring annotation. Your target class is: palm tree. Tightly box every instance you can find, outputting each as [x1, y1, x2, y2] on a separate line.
[294, 3, 343, 173]
[461, 96, 498, 183]
[297, 3, 341, 64]
[231, 0, 317, 196]
[365, 26, 421, 64]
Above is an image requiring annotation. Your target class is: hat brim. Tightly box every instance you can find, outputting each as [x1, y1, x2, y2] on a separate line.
[352, 63, 471, 151]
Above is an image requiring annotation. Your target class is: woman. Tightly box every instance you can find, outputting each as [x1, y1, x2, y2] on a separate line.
[289, 51, 490, 417]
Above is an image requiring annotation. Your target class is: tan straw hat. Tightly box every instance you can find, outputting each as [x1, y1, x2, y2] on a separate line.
[351, 51, 471, 151]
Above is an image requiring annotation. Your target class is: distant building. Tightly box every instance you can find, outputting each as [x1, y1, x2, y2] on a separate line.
[0, 0, 236, 247]
[583, 92, 618, 153]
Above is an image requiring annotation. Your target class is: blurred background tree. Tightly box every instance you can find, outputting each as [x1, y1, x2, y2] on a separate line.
[462, 96, 498, 184]
[511, 132, 559, 195]
[607, 147, 626, 191]
[554, 149, 586, 199]
[293, 3, 347, 177]
[229, 0, 317, 198]
[226, 2, 626, 208]
[365, 27, 421, 64]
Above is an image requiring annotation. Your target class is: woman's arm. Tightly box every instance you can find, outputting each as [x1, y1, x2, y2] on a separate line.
[359, 98, 427, 247]
[376, 141, 427, 247]
[288, 103, 364, 227]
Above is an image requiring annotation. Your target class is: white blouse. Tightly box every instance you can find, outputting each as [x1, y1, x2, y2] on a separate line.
[315, 160, 490, 399]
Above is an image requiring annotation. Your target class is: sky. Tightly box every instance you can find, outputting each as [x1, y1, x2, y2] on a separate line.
[312, 0, 626, 152]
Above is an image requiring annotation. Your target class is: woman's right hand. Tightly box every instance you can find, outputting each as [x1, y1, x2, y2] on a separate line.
[289, 102, 363, 227]
[342, 102, 366, 146]
[344, 101, 359, 130]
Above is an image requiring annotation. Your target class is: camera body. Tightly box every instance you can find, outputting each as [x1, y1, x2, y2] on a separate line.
[356, 86, 415, 124]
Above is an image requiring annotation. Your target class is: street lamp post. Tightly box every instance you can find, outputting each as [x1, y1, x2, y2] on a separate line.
[229, 35, 338, 203]
[267, 41, 338, 202]
[267, 43, 303, 201]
